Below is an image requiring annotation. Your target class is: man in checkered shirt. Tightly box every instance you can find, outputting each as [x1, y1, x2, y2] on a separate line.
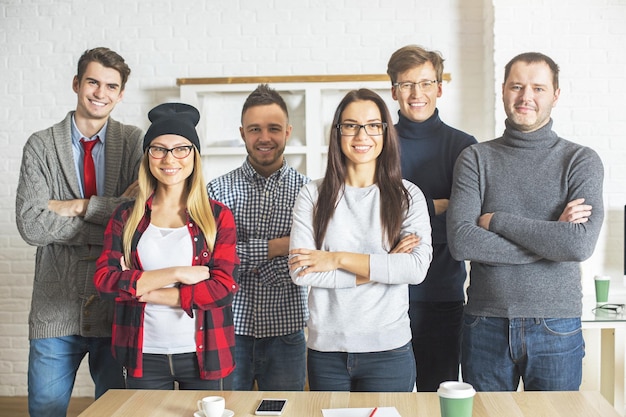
[207, 84, 310, 390]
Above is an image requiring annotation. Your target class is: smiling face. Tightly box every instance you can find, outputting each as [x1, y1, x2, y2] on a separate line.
[339, 100, 384, 171]
[72, 61, 124, 124]
[391, 61, 442, 123]
[502, 61, 560, 133]
[148, 134, 195, 189]
[240, 103, 292, 178]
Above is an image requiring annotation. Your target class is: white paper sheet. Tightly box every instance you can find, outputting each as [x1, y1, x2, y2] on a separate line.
[321, 407, 402, 417]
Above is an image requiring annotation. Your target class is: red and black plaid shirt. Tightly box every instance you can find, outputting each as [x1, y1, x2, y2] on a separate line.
[94, 195, 239, 379]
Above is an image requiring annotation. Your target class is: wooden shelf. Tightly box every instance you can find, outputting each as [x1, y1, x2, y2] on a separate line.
[177, 73, 451, 86]
[179, 75, 449, 180]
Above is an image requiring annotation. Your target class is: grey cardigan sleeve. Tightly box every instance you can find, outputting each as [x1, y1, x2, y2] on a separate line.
[15, 117, 143, 247]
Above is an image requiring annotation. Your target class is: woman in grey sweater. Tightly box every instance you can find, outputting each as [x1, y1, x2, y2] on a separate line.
[289, 89, 432, 392]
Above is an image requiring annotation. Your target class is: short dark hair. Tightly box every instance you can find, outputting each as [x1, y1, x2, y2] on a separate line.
[386, 45, 445, 84]
[241, 84, 289, 123]
[76, 47, 131, 90]
[504, 52, 560, 90]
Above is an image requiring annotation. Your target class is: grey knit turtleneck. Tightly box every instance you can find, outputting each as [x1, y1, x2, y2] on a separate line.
[447, 119, 604, 318]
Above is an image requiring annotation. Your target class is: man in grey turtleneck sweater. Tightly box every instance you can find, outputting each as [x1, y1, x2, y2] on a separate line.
[447, 52, 603, 392]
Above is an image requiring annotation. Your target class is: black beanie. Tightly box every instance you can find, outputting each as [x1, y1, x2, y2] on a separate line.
[143, 103, 201, 152]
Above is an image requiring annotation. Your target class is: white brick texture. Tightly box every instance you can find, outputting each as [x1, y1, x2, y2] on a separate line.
[1, 0, 625, 399]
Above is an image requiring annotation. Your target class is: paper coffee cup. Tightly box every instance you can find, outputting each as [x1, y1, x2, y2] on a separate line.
[594, 275, 610, 303]
[437, 381, 476, 417]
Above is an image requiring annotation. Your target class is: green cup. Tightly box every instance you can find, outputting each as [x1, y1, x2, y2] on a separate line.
[594, 275, 610, 303]
[438, 381, 475, 417]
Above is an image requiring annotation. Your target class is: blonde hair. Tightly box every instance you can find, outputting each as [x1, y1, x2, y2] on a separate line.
[122, 148, 216, 266]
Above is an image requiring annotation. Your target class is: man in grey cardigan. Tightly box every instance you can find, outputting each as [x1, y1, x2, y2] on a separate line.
[15, 47, 143, 417]
[447, 52, 603, 391]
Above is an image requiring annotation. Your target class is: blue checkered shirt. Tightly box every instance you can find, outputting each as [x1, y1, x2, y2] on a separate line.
[207, 158, 310, 338]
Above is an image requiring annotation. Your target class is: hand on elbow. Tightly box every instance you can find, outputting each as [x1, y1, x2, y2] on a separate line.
[176, 266, 211, 285]
[288, 248, 336, 276]
[478, 213, 493, 230]
[390, 234, 421, 254]
[558, 198, 592, 224]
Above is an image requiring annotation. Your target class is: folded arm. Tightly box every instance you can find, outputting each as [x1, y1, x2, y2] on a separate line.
[16, 139, 140, 247]
[447, 146, 604, 264]
[288, 182, 432, 288]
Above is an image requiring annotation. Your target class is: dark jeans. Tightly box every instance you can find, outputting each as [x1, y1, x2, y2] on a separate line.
[306, 341, 416, 392]
[126, 352, 232, 390]
[233, 331, 306, 391]
[409, 300, 463, 391]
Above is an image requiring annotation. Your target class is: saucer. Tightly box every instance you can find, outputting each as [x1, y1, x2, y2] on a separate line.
[194, 410, 234, 417]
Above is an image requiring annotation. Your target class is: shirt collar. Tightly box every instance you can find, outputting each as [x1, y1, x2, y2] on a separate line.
[241, 157, 290, 181]
[71, 113, 108, 145]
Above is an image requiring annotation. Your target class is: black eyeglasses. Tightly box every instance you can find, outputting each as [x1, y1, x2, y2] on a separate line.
[336, 123, 387, 136]
[592, 303, 625, 314]
[147, 145, 194, 159]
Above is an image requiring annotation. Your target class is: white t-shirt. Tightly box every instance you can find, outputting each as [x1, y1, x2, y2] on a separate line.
[137, 223, 196, 354]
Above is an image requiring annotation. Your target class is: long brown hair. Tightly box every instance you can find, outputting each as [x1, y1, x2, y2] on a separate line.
[313, 88, 410, 249]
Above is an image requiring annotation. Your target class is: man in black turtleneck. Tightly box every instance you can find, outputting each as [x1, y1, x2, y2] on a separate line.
[386, 45, 477, 392]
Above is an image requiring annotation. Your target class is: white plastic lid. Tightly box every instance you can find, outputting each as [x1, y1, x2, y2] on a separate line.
[437, 381, 476, 399]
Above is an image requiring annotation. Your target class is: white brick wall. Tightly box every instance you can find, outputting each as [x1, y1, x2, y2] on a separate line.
[492, 0, 626, 293]
[1, 0, 625, 398]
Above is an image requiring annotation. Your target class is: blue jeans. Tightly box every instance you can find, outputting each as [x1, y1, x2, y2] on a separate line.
[307, 341, 416, 392]
[28, 336, 124, 417]
[409, 300, 463, 391]
[126, 352, 232, 390]
[461, 315, 584, 391]
[233, 331, 306, 390]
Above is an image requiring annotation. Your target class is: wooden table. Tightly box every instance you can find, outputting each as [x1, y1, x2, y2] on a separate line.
[78, 389, 621, 417]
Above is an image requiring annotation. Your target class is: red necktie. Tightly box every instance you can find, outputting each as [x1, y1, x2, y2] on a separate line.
[80, 137, 99, 198]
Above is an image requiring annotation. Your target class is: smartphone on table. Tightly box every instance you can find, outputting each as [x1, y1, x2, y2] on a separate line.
[254, 399, 288, 415]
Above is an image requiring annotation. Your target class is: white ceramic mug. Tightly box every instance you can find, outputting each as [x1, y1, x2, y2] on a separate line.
[197, 396, 225, 417]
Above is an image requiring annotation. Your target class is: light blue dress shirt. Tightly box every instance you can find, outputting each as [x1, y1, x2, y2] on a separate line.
[71, 114, 107, 198]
